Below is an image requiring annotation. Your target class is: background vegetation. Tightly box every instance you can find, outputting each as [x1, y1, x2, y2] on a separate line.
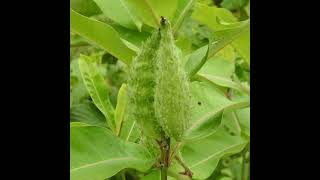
[70, 0, 250, 179]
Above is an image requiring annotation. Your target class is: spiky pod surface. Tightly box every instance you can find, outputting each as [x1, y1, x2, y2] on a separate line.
[128, 31, 163, 139]
[154, 20, 192, 141]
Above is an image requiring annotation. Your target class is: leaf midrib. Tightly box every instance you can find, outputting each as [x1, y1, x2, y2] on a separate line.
[70, 157, 143, 173]
[189, 142, 247, 168]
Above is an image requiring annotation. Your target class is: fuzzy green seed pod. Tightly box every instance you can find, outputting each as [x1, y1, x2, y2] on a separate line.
[154, 18, 192, 141]
[128, 31, 163, 139]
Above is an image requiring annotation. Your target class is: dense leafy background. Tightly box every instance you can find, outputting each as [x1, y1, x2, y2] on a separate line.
[70, 0, 250, 179]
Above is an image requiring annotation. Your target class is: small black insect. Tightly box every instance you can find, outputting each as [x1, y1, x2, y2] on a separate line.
[160, 16, 167, 26]
[198, 102, 201, 105]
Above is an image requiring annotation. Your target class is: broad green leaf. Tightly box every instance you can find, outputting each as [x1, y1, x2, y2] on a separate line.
[231, 28, 250, 64]
[92, 0, 143, 30]
[180, 127, 248, 179]
[140, 170, 161, 180]
[224, 107, 250, 137]
[184, 44, 209, 78]
[172, 0, 195, 33]
[208, 20, 250, 59]
[214, 44, 235, 62]
[115, 84, 128, 136]
[183, 21, 249, 77]
[70, 122, 91, 127]
[71, 101, 107, 128]
[195, 73, 250, 95]
[238, 107, 250, 137]
[176, 35, 193, 56]
[111, 24, 150, 48]
[71, 0, 102, 17]
[125, 0, 178, 28]
[192, 3, 250, 64]
[183, 81, 249, 140]
[192, 3, 237, 31]
[120, 118, 140, 142]
[199, 56, 235, 78]
[70, 9, 136, 64]
[78, 55, 115, 131]
[70, 125, 155, 180]
[221, 0, 249, 11]
[70, 59, 89, 106]
[140, 170, 187, 180]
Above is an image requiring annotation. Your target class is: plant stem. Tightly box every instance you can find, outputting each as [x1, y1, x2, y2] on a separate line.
[160, 137, 170, 180]
[169, 141, 183, 161]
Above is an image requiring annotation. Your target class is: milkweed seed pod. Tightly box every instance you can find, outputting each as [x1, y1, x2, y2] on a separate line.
[128, 31, 163, 139]
[154, 18, 192, 141]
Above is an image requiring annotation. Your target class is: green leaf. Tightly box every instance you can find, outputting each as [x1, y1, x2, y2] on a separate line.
[78, 55, 115, 131]
[192, 3, 237, 31]
[111, 24, 150, 48]
[140, 170, 161, 180]
[231, 28, 250, 65]
[140, 170, 186, 180]
[221, 0, 249, 11]
[70, 0, 102, 17]
[195, 74, 250, 95]
[184, 44, 209, 78]
[208, 20, 250, 60]
[70, 124, 155, 180]
[192, 3, 250, 64]
[180, 128, 248, 179]
[183, 81, 249, 140]
[125, 0, 178, 28]
[70, 9, 136, 64]
[199, 56, 235, 78]
[92, 0, 143, 30]
[114, 84, 140, 142]
[223, 107, 250, 138]
[70, 101, 107, 128]
[172, 0, 195, 33]
[115, 84, 128, 136]
[183, 20, 249, 77]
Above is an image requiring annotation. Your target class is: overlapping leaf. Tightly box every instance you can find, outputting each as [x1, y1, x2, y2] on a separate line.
[71, 0, 102, 16]
[78, 55, 115, 131]
[70, 101, 107, 128]
[180, 128, 248, 179]
[92, 0, 143, 30]
[70, 9, 136, 64]
[125, 0, 178, 28]
[183, 81, 249, 140]
[70, 124, 155, 180]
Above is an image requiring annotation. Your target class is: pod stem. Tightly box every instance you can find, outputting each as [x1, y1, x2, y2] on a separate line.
[158, 137, 170, 180]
